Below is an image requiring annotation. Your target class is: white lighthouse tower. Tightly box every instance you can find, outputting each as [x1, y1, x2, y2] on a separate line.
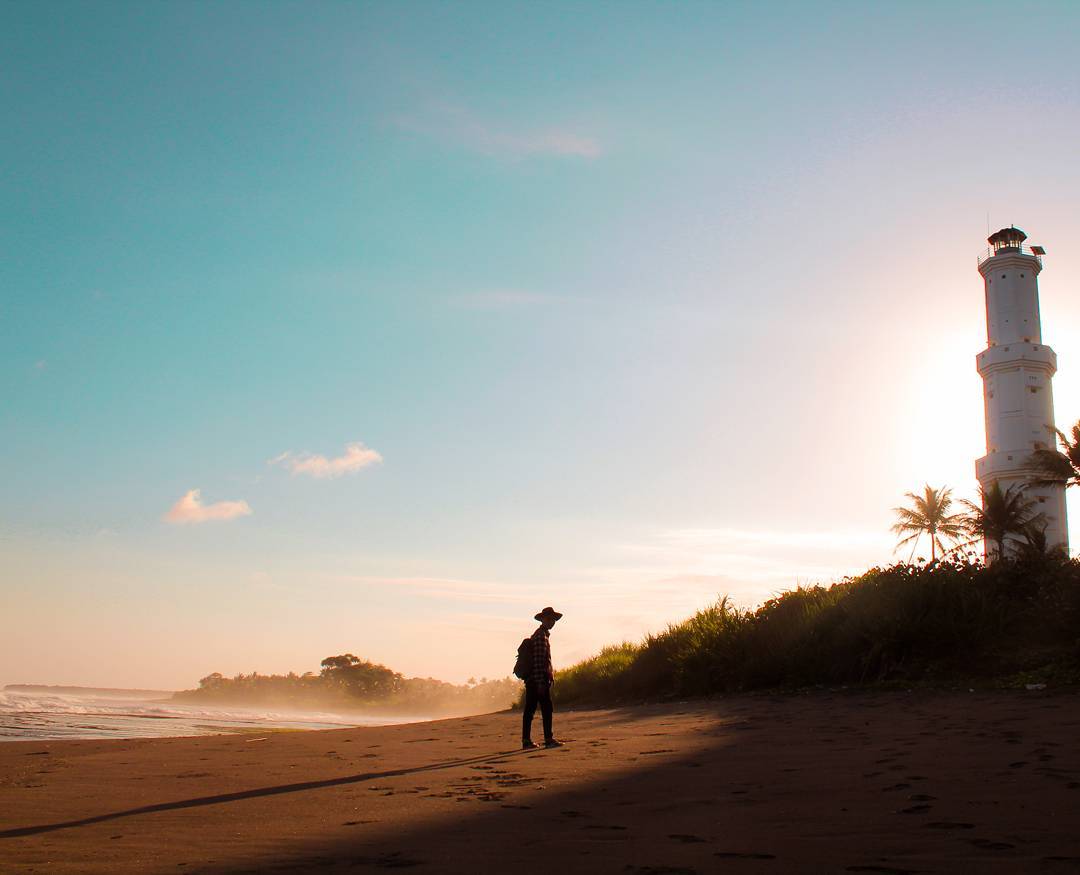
[975, 226, 1068, 557]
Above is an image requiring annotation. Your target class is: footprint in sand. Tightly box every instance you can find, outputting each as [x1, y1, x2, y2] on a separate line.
[968, 838, 1014, 850]
[668, 834, 706, 843]
[349, 852, 425, 868]
[897, 804, 932, 814]
[713, 852, 776, 860]
[844, 867, 919, 874]
[925, 821, 974, 830]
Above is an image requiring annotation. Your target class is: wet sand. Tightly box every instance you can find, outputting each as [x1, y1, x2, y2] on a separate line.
[2, 691, 1079, 873]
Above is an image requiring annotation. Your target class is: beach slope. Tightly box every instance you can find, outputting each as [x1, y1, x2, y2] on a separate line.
[2, 692, 1078, 873]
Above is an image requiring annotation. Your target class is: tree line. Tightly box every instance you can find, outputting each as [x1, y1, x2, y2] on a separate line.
[174, 653, 519, 716]
[892, 422, 1079, 560]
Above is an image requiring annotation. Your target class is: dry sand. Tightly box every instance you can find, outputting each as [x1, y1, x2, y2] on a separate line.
[2, 691, 1079, 874]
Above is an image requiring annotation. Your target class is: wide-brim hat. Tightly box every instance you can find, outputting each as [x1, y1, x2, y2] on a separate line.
[535, 606, 563, 622]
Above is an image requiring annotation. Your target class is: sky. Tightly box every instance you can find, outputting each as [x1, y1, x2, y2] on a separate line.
[3, 1, 1080, 689]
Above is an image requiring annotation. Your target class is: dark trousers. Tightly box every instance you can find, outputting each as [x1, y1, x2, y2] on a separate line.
[522, 681, 553, 741]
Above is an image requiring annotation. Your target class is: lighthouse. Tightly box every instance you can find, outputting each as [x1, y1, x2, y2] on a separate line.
[975, 226, 1068, 557]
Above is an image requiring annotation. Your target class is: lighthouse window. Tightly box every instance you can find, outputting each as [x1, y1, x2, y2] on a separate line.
[1001, 274, 1006, 279]
[1038, 497, 1046, 504]
[1020, 274, 1025, 278]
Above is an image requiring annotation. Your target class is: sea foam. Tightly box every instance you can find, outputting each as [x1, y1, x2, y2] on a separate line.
[0, 690, 425, 741]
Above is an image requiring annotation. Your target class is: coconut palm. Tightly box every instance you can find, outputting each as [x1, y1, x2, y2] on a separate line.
[1029, 421, 1080, 490]
[959, 481, 1045, 560]
[891, 485, 966, 561]
[1011, 520, 1069, 562]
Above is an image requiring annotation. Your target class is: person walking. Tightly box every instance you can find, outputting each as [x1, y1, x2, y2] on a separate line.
[522, 606, 562, 749]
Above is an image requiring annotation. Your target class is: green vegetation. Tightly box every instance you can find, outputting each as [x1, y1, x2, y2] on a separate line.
[552, 555, 1080, 706]
[174, 653, 519, 716]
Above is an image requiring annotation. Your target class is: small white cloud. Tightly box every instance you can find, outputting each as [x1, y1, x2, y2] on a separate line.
[163, 489, 253, 525]
[33, 360, 47, 371]
[270, 441, 383, 479]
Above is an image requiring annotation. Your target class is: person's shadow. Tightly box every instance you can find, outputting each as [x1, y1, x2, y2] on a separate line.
[0, 748, 529, 839]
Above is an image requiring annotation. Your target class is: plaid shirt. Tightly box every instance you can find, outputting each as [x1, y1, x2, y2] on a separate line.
[530, 626, 553, 685]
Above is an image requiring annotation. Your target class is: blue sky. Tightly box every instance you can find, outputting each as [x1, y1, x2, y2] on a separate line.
[4, 1, 1080, 687]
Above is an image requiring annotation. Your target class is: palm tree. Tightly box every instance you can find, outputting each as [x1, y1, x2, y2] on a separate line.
[891, 485, 966, 561]
[1029, 421, 1080, 490]
[959, 481, 1045, 560]
[1012, 520, 1069, 562]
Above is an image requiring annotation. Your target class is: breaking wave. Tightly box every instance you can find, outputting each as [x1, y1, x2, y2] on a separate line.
[0, 690, 428, 741]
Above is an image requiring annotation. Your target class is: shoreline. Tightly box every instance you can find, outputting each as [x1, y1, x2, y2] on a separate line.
[2, 690, 1078, 873]
[0, 688, 463, 743]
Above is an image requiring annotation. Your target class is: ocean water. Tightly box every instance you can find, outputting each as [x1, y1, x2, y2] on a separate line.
[0, 689, 427, 741]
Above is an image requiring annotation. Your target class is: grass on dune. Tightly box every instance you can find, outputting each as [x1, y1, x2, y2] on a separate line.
[552, 556, 1080, 706]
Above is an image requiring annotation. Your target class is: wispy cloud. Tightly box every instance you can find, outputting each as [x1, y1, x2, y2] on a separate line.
[327, 575, 538, 605]
[270, 442, 383, 479]
[391, 103, 601, 159]
[163, 489, 252, 525]
[657, 527, 892, 553]
[596, 526, 894, 593]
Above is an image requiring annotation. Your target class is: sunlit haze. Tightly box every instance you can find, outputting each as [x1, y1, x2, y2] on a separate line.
[4, 1, 1079, 690]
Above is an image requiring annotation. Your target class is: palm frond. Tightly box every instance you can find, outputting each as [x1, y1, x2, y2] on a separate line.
[891, 484, 963, 559]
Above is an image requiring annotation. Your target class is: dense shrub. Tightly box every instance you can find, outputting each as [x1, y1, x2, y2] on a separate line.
[553, 556, 1080, 706]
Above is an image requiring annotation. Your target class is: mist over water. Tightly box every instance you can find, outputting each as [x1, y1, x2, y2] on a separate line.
[0, 689, 431, 741]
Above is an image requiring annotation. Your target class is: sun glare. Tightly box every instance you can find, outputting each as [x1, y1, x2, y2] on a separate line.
[894, 328, 987, 497]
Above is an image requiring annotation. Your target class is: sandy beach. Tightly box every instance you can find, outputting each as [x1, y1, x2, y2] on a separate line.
[2, 691, 1079, 874]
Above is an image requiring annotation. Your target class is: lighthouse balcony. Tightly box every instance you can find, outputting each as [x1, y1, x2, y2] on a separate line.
[977, 244, 1043, 270]
[976, 450, 1040, 483]
[976, 343, 1056, 376]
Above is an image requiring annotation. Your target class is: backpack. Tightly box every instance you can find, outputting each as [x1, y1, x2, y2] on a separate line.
[513, 636, 533, 680]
